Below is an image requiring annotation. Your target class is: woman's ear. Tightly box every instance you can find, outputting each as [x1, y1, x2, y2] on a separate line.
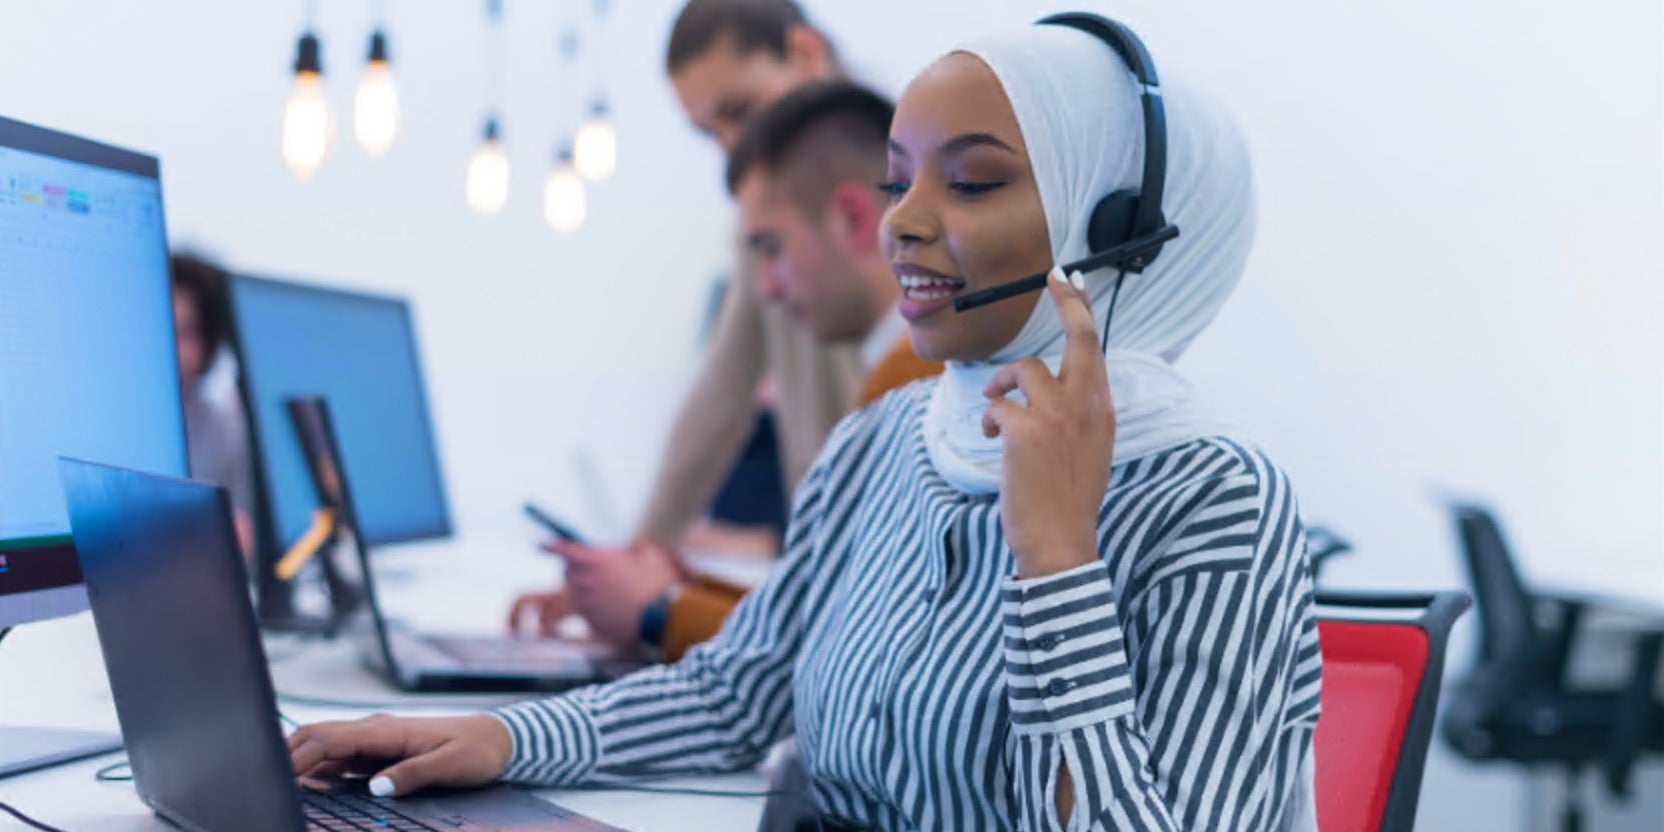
[783, 25, 833, 78]
[826, 182, 882, 257]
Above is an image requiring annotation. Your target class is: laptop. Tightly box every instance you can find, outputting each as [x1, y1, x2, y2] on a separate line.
[59, 458, 622, 832]
[285, 397, 638, 693]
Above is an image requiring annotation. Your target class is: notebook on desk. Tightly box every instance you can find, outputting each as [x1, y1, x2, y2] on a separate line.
[59, 458, 621, 832]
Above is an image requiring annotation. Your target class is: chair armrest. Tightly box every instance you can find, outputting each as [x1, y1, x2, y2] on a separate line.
[1601, 629, 1664, 797]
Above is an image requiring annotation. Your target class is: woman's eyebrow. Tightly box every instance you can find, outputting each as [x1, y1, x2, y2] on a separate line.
[940, 132, 1016, 156]
[888, 132, 1016, 161]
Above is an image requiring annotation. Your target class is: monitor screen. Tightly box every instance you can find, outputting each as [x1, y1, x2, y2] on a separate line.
[0, 115, 187, 627]
[228, 275, 451, 550]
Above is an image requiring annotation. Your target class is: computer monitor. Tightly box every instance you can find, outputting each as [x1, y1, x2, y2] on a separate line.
[226, 274, 452, 621]
[0, 114, 187, 775]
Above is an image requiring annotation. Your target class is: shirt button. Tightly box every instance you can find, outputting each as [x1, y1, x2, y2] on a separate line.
[869, 704, 882, 721]
[1037, 633, 1064, 651]
[1045, 678, 1073, 697]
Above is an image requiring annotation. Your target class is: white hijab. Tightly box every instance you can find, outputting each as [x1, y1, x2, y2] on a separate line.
[922, 23, 1258, 495]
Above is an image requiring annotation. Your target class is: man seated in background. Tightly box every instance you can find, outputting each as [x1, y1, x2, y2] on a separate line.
[731, 82, 940, 411]
[539, 81, 942, 661]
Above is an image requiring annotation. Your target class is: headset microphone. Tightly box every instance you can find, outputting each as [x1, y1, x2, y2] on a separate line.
[951, 12, 1178, 315]
[950, 225, 1178, 312]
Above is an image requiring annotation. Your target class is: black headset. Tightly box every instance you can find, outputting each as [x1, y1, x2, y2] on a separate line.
[952, 12, 1180, 313]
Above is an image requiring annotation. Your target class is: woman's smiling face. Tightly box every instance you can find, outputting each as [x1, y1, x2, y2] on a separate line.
[880, 53, 1053, 363]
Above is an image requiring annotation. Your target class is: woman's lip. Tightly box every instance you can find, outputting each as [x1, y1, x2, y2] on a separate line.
[898, 284, 966, 320]
[899, 294, 959, 321]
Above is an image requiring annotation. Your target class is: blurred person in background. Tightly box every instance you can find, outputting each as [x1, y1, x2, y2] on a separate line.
[508, 0, 916, 660]
[171, 252, 256, 556]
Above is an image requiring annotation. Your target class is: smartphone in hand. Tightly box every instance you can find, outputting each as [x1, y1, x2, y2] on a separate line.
[523, 502, 588, 545]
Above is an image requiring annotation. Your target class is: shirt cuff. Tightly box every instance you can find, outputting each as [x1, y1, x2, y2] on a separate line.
[491, 695, 602, 785]
[1001, 560, 1136, 737]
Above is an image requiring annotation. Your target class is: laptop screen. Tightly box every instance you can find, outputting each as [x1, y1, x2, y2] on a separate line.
[60, 460, 303, 832]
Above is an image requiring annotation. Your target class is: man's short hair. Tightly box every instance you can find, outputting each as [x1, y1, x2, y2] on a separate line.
[665, 0, 815, 76]
[724, 81, 894, 217]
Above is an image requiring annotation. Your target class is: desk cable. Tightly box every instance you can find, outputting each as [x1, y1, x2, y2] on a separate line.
[0, 799, 70, 832]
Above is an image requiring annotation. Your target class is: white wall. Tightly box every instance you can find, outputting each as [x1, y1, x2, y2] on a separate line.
[3, 0, 1661, 827]
[3, 0, 1656, 589]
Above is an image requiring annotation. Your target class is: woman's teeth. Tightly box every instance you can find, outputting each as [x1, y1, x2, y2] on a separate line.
[899, 274, 965, 300]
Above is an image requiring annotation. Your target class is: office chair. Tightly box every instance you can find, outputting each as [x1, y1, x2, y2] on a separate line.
[1314, 590, 1471, 832]
[1440, 502, 1664, 832]
[1306, 526, 1354, 581]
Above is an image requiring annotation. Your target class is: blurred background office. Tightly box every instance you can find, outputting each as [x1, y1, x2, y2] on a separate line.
[0, 0, 1658, 828]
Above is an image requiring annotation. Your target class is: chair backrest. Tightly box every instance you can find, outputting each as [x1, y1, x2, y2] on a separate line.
[1314, 591, 1471, 832]
[1451, 504, 1538, 664]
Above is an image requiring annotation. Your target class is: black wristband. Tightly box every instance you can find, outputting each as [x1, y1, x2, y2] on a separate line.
[639, 591, 673, 649]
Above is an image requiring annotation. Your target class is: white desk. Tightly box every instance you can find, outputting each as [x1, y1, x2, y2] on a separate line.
[0, 533, 768, 831]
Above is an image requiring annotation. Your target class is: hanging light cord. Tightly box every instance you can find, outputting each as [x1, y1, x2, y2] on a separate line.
[485, 0, 505, 118]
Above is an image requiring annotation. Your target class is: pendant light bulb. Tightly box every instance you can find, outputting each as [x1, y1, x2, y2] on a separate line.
[465, 119, 511, 215]
[354, 30, 400, 156]
[282, 32, 333, 180]
[543, 150, 588, 234]
[572, 103, 618, 182]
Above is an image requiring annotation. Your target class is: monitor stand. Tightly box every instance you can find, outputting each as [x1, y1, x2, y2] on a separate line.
[0, 725, 123, 779]
[0, 627, 122, 779]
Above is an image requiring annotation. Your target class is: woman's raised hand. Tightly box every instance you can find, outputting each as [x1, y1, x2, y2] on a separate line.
[981, 268, 1116, 579]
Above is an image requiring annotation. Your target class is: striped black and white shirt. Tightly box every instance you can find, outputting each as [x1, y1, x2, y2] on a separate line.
[496, 380, 1323, 831]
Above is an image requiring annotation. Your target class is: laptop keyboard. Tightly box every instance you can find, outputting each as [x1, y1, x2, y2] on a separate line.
[302, 789, 445, 831]
[425, 633, 596, 672]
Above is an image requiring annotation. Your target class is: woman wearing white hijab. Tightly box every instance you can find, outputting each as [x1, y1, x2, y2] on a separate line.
[289, 16, 1321, 832]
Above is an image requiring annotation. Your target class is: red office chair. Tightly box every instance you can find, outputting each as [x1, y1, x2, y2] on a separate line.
[1314, 591, 1471, 832]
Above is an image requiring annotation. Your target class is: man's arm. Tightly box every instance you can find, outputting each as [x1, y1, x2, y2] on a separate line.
[633, 264, 768, 545]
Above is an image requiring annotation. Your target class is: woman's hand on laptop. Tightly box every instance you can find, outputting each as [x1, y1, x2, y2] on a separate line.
[288, 713, 512, 798]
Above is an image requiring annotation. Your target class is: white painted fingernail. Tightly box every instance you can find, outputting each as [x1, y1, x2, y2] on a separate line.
[369, 776, 395, 798]
[1048, 265, 1067, 284]
[1069, 271, 1086, 291]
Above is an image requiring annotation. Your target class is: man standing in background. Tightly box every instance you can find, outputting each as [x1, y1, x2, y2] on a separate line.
[508, 0, 870, 654]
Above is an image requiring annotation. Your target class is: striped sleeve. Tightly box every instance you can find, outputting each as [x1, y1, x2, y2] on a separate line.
[492, 452, 840, 786]
[1001, 461, 1320, 831]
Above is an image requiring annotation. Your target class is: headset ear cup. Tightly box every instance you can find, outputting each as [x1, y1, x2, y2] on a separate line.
[1089, 191, 1140, 254]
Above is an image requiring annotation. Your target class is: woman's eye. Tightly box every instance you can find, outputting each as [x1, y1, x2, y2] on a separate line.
[876, 180, 909, 200]
[949, 181, 1006, 197]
